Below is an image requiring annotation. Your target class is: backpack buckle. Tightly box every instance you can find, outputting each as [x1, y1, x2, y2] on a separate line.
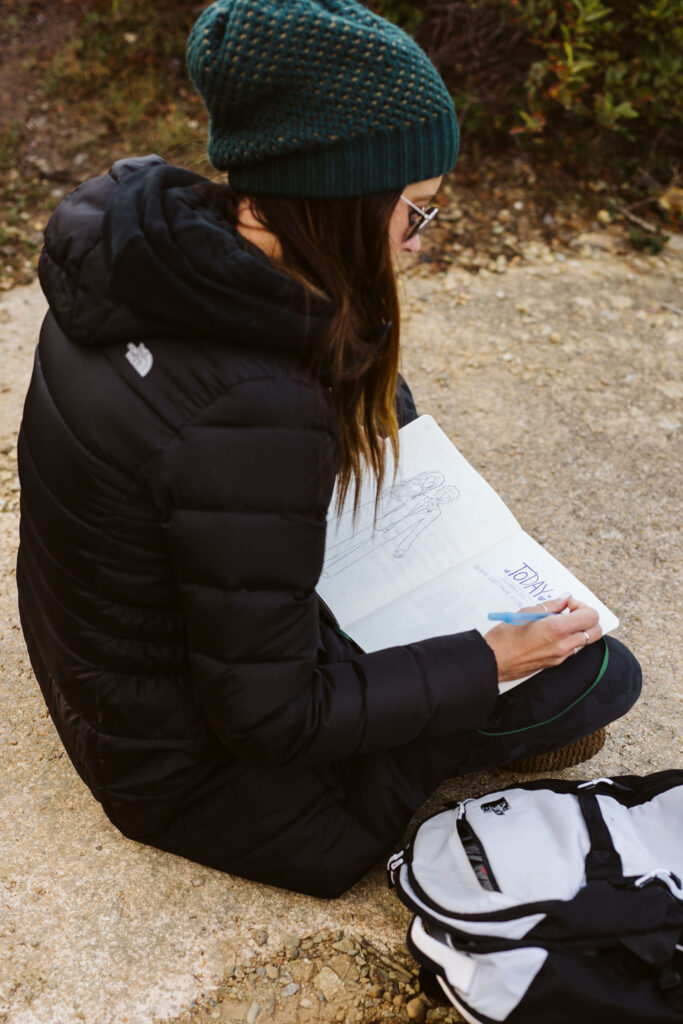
[634, 869, 682, 891]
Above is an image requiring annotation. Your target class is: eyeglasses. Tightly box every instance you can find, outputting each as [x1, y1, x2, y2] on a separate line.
[400, 195, 439, 240]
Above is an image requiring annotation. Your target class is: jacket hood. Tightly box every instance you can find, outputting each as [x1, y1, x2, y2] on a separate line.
[38, 155, 329, 354]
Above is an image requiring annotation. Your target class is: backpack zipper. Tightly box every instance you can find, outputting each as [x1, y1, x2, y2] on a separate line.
[457, 815, 501, 893]
[387, 848, 408, 887]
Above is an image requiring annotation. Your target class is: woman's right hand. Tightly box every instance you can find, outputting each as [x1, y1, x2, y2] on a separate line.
[484, 595, 602, 683]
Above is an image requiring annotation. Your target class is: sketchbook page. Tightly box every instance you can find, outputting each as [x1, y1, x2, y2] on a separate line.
[316, 415, 521, 628]
[344, 532, 619, 693]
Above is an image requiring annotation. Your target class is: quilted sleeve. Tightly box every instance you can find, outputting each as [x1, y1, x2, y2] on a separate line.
[148, 373, 499, 766]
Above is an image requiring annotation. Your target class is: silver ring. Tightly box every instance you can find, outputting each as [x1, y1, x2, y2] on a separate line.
[540, 603, 548, 613]
[583, 631, 590, 645]
[573, 647, 580, 656]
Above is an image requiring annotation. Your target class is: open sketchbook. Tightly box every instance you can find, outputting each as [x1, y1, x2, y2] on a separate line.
[316, 415, 618, 693]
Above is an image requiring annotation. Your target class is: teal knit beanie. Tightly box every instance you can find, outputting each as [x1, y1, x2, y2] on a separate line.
[186, 0, 459, 197]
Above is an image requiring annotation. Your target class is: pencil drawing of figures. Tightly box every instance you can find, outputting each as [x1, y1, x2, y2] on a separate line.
[328, 470, 447, 542]
[322, 473, 460, 577]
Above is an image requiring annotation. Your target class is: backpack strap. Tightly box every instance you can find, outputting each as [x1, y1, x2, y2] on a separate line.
[577, 788, 624, 882]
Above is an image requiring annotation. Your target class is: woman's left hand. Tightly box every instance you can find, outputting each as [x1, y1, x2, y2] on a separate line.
[484, 595, 602, 683]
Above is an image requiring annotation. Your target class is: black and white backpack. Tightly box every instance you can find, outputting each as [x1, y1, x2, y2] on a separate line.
[388, 771, 683, 1024]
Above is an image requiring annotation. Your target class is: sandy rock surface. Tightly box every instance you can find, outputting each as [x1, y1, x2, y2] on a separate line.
[1, 244, 681, 1024]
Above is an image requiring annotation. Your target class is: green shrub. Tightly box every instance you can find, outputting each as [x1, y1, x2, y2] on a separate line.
[504, 0, 683, 173]
[374, 0, 424, 33]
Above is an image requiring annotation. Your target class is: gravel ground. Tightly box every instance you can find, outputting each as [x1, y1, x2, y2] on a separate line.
[0, 233, 681, 1024]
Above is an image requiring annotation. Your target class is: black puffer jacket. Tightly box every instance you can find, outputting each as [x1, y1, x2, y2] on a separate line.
[17, 156, 498, 896]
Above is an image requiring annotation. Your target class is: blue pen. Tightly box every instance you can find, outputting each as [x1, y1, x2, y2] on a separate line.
[487, 611, 553, 624]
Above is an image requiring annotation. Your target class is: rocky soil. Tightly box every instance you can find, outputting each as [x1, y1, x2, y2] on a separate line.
[163, 929, 448, 1024]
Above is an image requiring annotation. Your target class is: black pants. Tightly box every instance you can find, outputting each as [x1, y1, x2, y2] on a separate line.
[339, 635, 642, 850]
[206, 634, 641, 898]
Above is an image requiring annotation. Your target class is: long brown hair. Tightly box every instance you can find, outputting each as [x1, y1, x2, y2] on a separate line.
[197, 182, 402, 513]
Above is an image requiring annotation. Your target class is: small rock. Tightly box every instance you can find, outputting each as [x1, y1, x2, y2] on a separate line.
[301, 997, 313, 1008]
[282, 982, 299, 998]
[265, 964, 279, 980]
[314, 966, 343, 1000]
[571, 231, 616, 252]
[406, 995, 427, 1022]
[283, 933, 300, 951]
[441, 206, 463, 222]
[254, 928, 268, 946]
[597, 209, 611, 225]
[610, 293, 633, 310]
[246, 1001, 260, 1024]
[332, 937, 356, 954]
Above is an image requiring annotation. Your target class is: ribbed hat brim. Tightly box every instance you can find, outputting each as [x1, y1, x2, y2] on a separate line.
[222, 111, 459, 197]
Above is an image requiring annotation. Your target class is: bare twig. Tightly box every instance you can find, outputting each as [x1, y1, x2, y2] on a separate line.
[618, 207, 661, 234]
[661, 302, 683, 316]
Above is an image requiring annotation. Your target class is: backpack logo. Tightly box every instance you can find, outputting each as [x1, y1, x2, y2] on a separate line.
[481, 797, 510, 816]
[125, 342, 153, 377]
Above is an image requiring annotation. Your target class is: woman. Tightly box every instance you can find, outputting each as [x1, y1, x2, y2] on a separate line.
[16, 0, 640, 897]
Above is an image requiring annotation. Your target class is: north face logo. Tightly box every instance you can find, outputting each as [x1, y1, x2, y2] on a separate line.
[481, 798, 510, 816]
[125, 342, 153, 377]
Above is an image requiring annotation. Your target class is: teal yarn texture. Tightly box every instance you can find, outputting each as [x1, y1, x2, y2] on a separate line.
[186, 0, 459, 197]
